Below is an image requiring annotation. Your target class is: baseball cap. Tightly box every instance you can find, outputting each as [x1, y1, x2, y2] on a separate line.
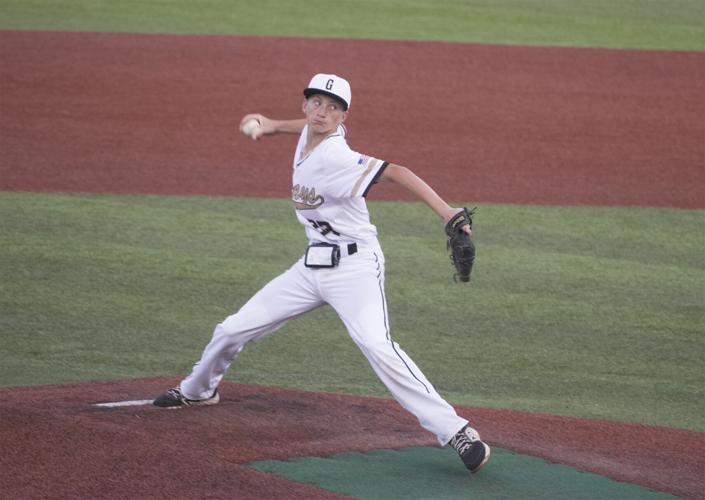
[303, 73, 351, 111]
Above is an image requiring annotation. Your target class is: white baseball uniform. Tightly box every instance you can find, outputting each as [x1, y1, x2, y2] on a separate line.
[180, 124, 468, 445]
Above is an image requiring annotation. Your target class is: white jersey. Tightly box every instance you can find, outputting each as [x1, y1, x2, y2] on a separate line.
[291, 125, 388, 246]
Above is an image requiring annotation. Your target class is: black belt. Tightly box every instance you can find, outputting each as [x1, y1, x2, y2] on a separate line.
[346, 243, 358, 255]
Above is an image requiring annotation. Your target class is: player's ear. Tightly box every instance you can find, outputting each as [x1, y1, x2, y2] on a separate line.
[302, 98, 308, 113]
[340, 110, 349, 123]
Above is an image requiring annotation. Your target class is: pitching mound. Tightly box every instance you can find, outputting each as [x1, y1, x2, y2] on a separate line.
[1, 377, 702, 498]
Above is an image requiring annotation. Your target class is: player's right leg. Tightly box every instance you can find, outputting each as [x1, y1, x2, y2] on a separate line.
[154, 259, 324, 407]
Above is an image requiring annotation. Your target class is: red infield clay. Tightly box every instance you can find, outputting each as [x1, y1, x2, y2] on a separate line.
[1, 378, 704, 499]
[1, 30, 704, 499]
[0, 30, 703, 207]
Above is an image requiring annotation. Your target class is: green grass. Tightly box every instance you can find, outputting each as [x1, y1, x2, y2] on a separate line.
[0, 0, 703, 51]
[1, 192, 703, 432]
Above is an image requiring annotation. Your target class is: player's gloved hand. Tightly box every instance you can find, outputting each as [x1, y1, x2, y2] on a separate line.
[445, 207, 476, 283]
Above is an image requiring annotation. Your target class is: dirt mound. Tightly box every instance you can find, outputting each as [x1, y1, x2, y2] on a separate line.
[1, 378, 702, 498]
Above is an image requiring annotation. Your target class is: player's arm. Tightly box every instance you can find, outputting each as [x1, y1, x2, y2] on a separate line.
[239, 114, 306, 139]
[380, 163, 470, 231]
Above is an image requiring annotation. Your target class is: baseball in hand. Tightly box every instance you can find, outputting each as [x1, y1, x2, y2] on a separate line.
[241, 118, 261, 138]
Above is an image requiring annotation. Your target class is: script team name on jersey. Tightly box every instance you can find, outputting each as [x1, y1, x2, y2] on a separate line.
[292, 184, 324, 210]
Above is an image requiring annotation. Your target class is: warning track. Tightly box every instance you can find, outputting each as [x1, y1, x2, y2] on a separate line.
[0, 30, 703, 208]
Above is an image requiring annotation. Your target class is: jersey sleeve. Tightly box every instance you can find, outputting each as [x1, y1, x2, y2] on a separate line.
[324, 140, 389, 199]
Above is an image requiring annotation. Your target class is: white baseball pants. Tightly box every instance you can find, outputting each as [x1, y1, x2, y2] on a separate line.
[180, 246, 468, 445]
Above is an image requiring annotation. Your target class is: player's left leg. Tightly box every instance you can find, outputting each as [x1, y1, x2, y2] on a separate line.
[322, 250, 468, 445]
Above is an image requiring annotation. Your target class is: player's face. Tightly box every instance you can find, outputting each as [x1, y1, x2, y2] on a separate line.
[302, 94, 347, 135]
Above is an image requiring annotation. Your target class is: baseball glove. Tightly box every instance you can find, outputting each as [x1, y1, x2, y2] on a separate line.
[445, 207, 476, 283]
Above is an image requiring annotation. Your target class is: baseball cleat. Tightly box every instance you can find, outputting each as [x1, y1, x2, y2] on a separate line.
[449, 425, 491, 473]
[153, 387, 220, 408]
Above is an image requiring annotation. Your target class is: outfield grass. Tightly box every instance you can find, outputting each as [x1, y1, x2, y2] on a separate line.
[0, 0, 703, 51]
[1, 192, 703, 432]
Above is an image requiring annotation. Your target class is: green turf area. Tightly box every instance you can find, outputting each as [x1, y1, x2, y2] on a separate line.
[1, 192, 703, 432]
[249, 447, 676, 499]
[0, 0, 702, 51]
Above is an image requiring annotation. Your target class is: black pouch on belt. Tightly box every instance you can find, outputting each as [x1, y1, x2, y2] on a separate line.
[304, 242, 341, 268]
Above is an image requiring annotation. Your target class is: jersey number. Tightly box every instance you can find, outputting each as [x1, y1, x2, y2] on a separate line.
[307, 219, 340, 236]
